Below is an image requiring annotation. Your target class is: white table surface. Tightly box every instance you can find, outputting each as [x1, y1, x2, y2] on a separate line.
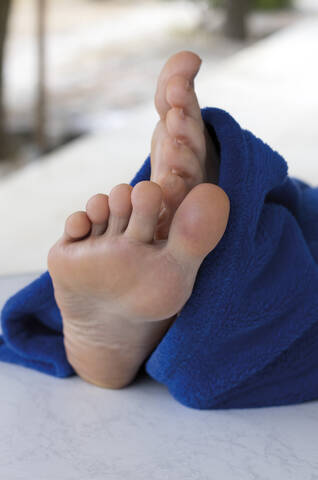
[1, 274, 318, 480]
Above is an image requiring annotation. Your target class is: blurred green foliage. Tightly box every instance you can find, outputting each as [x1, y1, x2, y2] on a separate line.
[252, 0, 292, 8]
[211, 0, 292, 8]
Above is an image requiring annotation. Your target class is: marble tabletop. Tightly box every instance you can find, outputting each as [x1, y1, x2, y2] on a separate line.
[0, 274, 318, 480]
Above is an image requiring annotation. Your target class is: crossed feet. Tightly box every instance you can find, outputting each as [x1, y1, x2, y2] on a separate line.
[48, 51, 230, 389]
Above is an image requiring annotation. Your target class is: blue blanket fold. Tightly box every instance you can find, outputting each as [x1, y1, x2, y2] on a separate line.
[1, 107, 318, 409]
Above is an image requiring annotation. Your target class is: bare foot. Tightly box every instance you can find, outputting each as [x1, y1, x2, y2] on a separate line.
[151, 51, 220, 239]
[47, 51, 230, 389]
[48, 180, 229, 388]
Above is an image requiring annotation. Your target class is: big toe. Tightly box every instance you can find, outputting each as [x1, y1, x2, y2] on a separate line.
[167, 183, 230, 265]
[155, 50, 202, 120]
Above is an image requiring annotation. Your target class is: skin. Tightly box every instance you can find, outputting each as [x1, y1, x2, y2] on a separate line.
[47, 51, 230, 389]
[151, 51, 220, 239]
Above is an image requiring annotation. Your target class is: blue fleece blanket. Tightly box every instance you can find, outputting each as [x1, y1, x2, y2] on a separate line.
[1, 107, 318, 409]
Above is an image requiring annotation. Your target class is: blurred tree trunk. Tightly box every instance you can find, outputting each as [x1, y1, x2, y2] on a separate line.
[36, 0, 47, 154]
[224, 0, 250, 40]
[0, 0, 11, 160]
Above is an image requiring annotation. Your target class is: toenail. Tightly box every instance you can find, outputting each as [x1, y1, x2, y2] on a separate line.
[159, 201, 167, 217]
[173, 137, 181, 147]
[178, 108, 185, 119]
[171, 167, 188, 179]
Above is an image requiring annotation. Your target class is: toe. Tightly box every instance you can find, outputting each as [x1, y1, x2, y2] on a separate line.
[125, 181, 163, 243]
[150, 114, 207, 240]
[161, 135, 204, 186]
[166, 107, 206, 162]
[153, 136, 205, 240]
[166, 74, 204, 129]
[106, 183, 133, 236]
[150, 119, 168, 178]
[167, 183, 230, 264]
[65, 211, 91, 241]
[154, 51, 202, 120]
[86, 193, 110, 236]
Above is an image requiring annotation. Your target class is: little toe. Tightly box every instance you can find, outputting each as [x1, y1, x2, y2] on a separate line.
[166, 74, 204, 129]
[106, 183, 133, 236]
[166, 107, 206, 161]
[64, 211, 92, 241]
[86, 193, 110, 236]
[167, 183, 230, 266]
[125, 181, 163, 243]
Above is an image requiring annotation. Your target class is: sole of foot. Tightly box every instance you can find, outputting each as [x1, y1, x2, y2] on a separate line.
[48, 180, 229, 388]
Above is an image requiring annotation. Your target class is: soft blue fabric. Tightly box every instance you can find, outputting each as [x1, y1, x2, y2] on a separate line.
[1, 107, 318, 409]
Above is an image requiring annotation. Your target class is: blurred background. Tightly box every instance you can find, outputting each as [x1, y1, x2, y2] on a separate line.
[0, 0, 317, 274]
